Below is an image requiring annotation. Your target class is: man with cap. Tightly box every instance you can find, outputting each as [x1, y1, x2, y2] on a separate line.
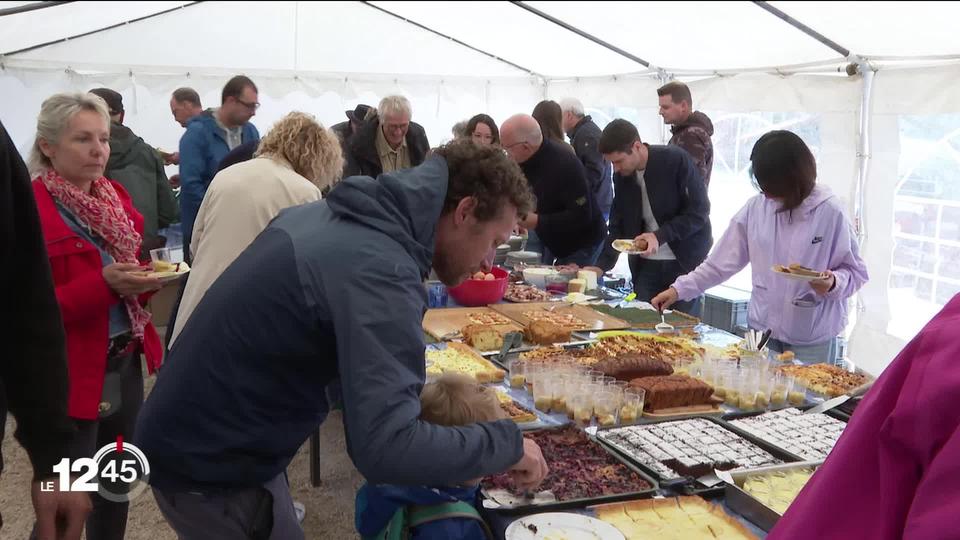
[88, 88, 179, 256]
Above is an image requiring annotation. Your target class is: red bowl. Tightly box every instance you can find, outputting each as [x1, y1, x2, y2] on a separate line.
[448, 266, 509, 307]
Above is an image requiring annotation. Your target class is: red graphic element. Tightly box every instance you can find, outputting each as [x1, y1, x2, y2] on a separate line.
[116, 435, 123, 453]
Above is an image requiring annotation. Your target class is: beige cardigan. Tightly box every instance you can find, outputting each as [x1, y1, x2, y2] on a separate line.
[169, 157, 321, 346]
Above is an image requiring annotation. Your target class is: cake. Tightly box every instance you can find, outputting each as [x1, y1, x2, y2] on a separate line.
[461, 324, 512, 351]
[593, 354, 674, 381]
[629, 375, 715, 411]
[595, 497, 756, 540]
[482, 426, 652, 502]
[524, 320, 572, 345]
[743, 467, 815, 515]
[567, 278, 587, 293]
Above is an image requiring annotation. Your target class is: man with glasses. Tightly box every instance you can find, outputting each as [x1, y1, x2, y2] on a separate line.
[178, 75, 260, 262]
[501, 114, 606, 267]
[345, 95, 430, 178]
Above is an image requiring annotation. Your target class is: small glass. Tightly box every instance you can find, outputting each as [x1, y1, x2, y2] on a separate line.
[569, 390, 594, 427]
[770, 373, 789, 407]
[619, 388, 644, 425]
[544, 273, 572, 294]
[425, 280, 449, 308]
[594, 391, 618, 427]
[508, 360, 526, 389]
[722, 371, 739, 407]
[532, 374, 557, 412]
[787, 376, 807, 406]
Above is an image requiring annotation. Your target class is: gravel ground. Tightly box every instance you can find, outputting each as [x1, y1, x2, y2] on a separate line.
[1, 372, 363, 539]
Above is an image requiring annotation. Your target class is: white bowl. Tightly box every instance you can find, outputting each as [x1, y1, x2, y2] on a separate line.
[522, 267, 558, 289]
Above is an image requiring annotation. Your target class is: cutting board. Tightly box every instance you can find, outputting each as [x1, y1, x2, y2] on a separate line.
[490, 302, 630, 332]
[422, 307, 523, 341]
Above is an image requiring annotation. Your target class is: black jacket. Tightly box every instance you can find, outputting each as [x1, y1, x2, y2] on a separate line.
[522, 138, 606, 258]
[597, 144, 712, 273]
[568, 116, 613, 217]
[0, 121, 74, 482]
[344, 118, 430, 178]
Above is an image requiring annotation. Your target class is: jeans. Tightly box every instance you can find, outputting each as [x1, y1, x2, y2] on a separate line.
[630, 258, 703, 318]
[766, 337, 839, 364]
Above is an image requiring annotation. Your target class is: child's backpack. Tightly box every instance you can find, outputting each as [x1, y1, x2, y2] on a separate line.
[364, 500, 494, 540]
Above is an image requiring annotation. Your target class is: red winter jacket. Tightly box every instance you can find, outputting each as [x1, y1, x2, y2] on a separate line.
[32, 179, 162, 420]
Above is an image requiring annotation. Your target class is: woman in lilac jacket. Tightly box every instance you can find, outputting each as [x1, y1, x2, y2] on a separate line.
[652, 131, 868, 363]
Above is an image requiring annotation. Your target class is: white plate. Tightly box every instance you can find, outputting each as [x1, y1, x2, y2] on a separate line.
[133, 268, 190, 283]
[611, 239, 643, 255]
[771, 266, 823, 282]
[505, 513, 626, 540]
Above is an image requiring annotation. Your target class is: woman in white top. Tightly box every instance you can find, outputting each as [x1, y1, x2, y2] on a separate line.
[170, 112, 343, 346]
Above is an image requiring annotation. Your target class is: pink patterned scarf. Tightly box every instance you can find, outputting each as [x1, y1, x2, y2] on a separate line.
[41, 169, 152, 338]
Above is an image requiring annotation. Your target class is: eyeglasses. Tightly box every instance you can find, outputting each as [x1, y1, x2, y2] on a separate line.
[235, 98, 260, 110]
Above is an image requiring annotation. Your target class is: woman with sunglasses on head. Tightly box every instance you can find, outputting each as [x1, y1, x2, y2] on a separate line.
[652, 130, 868, 363]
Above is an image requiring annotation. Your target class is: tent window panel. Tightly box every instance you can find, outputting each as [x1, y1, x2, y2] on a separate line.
[889, 113, 960, 339]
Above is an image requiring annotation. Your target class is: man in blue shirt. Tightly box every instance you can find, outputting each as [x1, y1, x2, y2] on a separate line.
[178, 75, 260, 262]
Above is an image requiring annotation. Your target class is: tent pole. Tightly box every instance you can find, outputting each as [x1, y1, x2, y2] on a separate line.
[854, 61, 875, 250]
[0, 1, 72, 17]
[359, 1, 540, 78]
[752, 1, 850, 57]
[509, 1, 652, 70]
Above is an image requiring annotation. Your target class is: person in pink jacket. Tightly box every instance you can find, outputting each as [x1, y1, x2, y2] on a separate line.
[769, 294, 960, 539]
[652, 130, 868, 363]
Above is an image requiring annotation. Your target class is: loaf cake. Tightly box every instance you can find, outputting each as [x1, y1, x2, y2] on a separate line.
[524, 320, 572, 345]
[629, 375, 715, 411]
[461, 324, 512, 351]
[593, 354, 674, 381]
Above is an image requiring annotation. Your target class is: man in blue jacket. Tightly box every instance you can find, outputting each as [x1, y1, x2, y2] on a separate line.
[178, 75, 260, 261]
[595, 119, 711, 317]
[135, 140, 548, 539]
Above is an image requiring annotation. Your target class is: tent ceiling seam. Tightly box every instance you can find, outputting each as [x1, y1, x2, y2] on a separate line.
[1, 2, 202, 57]
[752, 1, 852, 58]
[359, 1, 542, 79]
[0, 1, 73, 17]
[508, 1, 655, 71]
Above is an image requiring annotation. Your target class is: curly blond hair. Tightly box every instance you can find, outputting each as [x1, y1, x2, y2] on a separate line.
[254, 112, 343, 190]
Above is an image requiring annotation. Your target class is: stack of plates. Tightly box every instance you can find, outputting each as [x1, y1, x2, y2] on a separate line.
[493, 244, 512, 266]
[505, 250, 541, 269]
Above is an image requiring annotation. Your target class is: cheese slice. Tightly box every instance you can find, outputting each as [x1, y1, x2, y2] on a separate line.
[577, 269, 598, 289]
[568, 278, 587, 293]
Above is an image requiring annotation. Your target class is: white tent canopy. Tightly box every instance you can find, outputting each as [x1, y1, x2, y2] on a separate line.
[3, 1, 960, 376]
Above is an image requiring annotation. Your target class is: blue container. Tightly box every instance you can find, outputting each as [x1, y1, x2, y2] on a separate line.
[426, 281, 449, 308]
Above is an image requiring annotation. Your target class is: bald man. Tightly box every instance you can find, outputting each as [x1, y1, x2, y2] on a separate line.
[501, 114, 606, 266]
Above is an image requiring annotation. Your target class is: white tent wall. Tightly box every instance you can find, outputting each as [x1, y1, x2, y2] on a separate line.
[0, 65, 544, 161]
[851, 64, 960, 375]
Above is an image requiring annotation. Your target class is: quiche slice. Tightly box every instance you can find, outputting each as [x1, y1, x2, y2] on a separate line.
[425, 342, 506, 383]
[494, 390, 538, 424]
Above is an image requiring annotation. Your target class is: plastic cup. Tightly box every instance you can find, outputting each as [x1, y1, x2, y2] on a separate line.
[770, 374, 789, 407]
[509, 360, 526, 389]
[787, 376, 806, 406]
[619, 388, 644, 424]
[569, 389, 593, 426]
[533, 374, 557, 412]
[425, 281, 449, 308]
[594, 391, 618, 427]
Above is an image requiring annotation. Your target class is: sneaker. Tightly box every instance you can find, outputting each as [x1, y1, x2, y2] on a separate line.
[293, 501, 306, 524]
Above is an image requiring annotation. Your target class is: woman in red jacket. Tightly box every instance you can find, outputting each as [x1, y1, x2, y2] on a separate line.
[28, 92, 163, 540]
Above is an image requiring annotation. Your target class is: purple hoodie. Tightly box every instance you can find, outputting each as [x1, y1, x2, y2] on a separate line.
[672, 185, 868, 346]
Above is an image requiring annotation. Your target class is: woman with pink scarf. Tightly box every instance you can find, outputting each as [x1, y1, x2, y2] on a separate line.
[653, 130, 868, 363]
[29, 92, 162, 540]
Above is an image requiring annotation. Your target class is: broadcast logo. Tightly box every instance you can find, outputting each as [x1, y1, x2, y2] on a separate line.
[41, 436, 150, 503]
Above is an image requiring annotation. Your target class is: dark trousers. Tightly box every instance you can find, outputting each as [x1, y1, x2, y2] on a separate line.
[153, 473, 303, 540]
[31, 351, 143, 540]
[630, 258, 703, 318]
